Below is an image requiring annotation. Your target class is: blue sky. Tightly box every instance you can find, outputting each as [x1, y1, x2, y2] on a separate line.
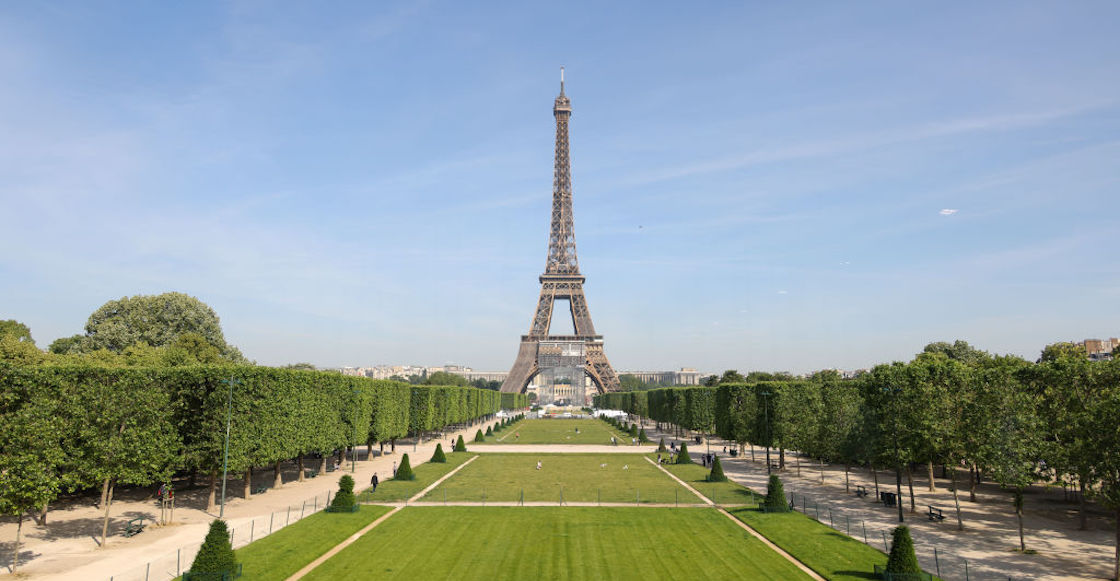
[2, 2, 1118, 373]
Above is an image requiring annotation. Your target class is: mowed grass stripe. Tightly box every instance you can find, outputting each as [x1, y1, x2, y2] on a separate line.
[481, 418, 630, 445]
[422, 453, 689, 504]
[303, 507, 813, 580]
[358, 451, 475, 502]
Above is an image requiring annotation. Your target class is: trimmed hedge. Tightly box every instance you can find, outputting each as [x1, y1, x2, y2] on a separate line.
[454, 435, 467, 452]
[708, 455, 727, 482]
[395, 454, 415, 481]
[676, 443, 693, 464]
[189, 519, 238, 576]
[431, 443, 446, 463]
[886, 525, 921, 573]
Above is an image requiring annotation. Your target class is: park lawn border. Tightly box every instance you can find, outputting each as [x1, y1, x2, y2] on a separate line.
[223, 504, 394, 581]
[484, 418, 632, 445]
[358, 451, 475, 502]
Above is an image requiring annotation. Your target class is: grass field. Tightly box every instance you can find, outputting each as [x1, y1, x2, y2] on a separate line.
[422, 453, 693, 504]
[479, 418, 631, 445]
[358, 451, 475, 502]
[303, 506, 813, 580]
[652, 454, 761, 506]
[232, 505, 393, 581]
[728, 507, 894, 581]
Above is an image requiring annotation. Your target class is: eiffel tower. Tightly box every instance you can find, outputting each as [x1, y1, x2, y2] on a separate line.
[501, 70, 620, 395]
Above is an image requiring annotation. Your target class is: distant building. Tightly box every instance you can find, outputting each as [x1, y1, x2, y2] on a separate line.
[619, 368, 703, 386]
[1079, 337, 1119, 361]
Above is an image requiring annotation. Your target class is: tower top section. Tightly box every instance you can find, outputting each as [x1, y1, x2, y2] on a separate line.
[554, 66, 571, 115]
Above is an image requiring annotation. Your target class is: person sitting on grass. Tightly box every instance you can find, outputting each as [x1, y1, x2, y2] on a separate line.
[536, 460, 542, 470]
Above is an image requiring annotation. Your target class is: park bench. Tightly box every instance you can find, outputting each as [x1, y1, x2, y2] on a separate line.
[305, 469, 318, 479]
[927, 506, 945, 522]
[770, 462, 781, 472]
[123, 517, 146, 537]
[880, 491, 896, 507]
[855, 485, 868, 498]
[254, 486, 267, 495]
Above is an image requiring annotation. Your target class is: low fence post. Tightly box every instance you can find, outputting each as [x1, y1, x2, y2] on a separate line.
[301, 501, 306, 519]
[862, 520, 867, 544]
[250, 520, 255, 544]
[269, 512, 274, 534]
[881, 530, 888, 552]
[933, 546, 940, 578]
[286, 506, 291, 526]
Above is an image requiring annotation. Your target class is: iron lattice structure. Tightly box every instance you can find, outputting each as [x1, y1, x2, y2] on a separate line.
[501, 72, 620, 395]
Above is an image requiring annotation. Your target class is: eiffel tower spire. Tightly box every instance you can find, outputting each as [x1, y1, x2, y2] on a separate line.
[502, 71, 620, 397]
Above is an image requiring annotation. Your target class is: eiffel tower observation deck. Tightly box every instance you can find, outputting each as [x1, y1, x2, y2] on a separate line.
[501, 69, 620, 395]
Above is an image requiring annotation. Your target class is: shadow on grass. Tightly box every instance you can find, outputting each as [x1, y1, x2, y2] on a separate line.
[833, 571, 878, 580]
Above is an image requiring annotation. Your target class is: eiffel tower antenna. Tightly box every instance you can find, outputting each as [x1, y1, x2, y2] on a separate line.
[501, 72, 620, 398]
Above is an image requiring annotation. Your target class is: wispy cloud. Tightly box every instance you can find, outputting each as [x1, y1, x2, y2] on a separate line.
[939, 208, 958, 216]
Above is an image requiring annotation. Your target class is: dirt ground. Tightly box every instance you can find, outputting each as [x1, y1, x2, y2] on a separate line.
[644, 420, 1117, 581]
[0, 419, 491, 581]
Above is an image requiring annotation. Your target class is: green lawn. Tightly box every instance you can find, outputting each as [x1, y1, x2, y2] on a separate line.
[478, 418, 631, 445]
[728, 507, 895, 581]
[232, 505, 393, 581]
[652, 454, 761, 506]
[304, 507, 813, 580]
[422, 453, 691, 504]
[358, 451, 475, 502]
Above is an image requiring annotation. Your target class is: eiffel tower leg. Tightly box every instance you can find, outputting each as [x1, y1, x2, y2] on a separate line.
[501, 340, 539, 393]
[584, 343, 620, 393]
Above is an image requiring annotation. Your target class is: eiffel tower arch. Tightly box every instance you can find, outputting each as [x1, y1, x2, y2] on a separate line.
[501, 70, 620, 396]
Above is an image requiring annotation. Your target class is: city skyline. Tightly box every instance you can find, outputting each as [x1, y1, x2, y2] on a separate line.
[2, 3, 1118, 373]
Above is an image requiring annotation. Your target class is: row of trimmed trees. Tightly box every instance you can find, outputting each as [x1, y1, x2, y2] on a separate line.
[0, 363, 527, 567]
[596, 344, 1120, 578]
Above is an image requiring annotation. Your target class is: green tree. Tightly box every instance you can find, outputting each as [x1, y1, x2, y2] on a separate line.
[764, 474, 788, 511]
[676, 442, 692, 464]
[0, 320, 34, 344]
[719, 370, 746, 384]
[80, 292, 245, 361]
[47, 334, 85, 355]
[708, 455, 727, 482]
[329, 475, 356, 511]
[189, 519, 237, 576]
[885, 525, 921, 573]
[425, 371, 468, 387]
[395, 453, 415, 481]
[1087, 357, 1120, 581]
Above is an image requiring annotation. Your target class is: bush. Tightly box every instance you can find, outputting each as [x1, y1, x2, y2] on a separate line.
[474, 429, 485, 442]
[707, 455, 727, 482]
[395, 453, 415, 481]
[431, 443, 447, 463]
[189, 519, 237, 576]
[886, 525, 922, 573]
[329, 474, 356, 511]
[493, 422, 501, 432]
[657, 437, 667, 453]
[764, 474, 788, 510]
[454, 435, 467, 452]
[629, 424, 639, 438]
[639, 428, 650, 443]
[675, 443, 693, 464]
[485, 426, 493, 436]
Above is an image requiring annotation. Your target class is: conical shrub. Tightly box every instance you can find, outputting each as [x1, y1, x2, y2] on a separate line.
[629, 424, 639, 438]
[657, 437, 667, 453]
[886, 525, 922, 573]
[395, 453, 415, 481]
[454, 435, 467, 452]
[707, 455, 727, 482]
[676, 442, 693, 464]
[474, 429, 485, 442]
[485, 426, 493, 436]
[329, 474, 356, 511]
[189, 519, 237, 575]
[639, 428, 650, 443]
[431, 443, 447, 463]
[764, 474, 788, 510]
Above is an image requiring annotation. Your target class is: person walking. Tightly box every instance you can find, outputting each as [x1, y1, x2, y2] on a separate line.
[392, 461, 397, 478]
[371, 473, 379, 492]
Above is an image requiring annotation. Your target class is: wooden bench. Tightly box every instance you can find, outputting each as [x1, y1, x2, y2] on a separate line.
[123, 517, 146, 537]
[254, 486, 267, 495]
[928, 506, 945, 522]
[855, 485, 868, 498]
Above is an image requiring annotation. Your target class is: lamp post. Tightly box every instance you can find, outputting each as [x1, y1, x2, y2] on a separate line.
[351, 389, 361, 473]
[761, 390, 772, 475]
[219, 377, 241, 519]
[883, 382, 905, 523]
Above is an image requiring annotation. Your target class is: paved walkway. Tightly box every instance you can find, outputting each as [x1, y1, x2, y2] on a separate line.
[640, 418, 1115, 581]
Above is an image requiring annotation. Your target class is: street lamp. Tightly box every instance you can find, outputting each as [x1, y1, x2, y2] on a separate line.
[352, 388, 360, 474]
[761, 390, 772, 475]
[883, 383, 905, 523]
[219, 376, 241, 519]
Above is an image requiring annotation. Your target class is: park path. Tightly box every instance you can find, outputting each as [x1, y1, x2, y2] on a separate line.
[640, 419, 1113, 581]
[2, 419, 495, 581]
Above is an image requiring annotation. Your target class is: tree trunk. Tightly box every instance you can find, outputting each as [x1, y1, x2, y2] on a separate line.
[1080, 479, 1088, 530]
[367, 443, 373, 460]
[844, 464, 850, 493]
[207, 469, 217, 513]
[906, 466, 916, 513]
[243, 468, 252, 499]
[273, 461, 282, 488]
[99, 477, 110, 509]
[37, 504, 48, 525]
[795, 454, 801, 477]
[779, 448, 786, 469]
[820, 457, 826, 484]
[872, 463, 880, 497]
[298, 456, 305, 482]
[99, 478, 114, 548]
[951, 467, 963, 531]
[319, 455, 327, 474]
[189, 469, 197, 488]
[750, 444, 755, 462]
[927, 460, 936, 492]
[391, 438, 396, 452]
[969, 463, 978, 502]
[11, 514, 21, 573]
[1016, 491, 1026, 552]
